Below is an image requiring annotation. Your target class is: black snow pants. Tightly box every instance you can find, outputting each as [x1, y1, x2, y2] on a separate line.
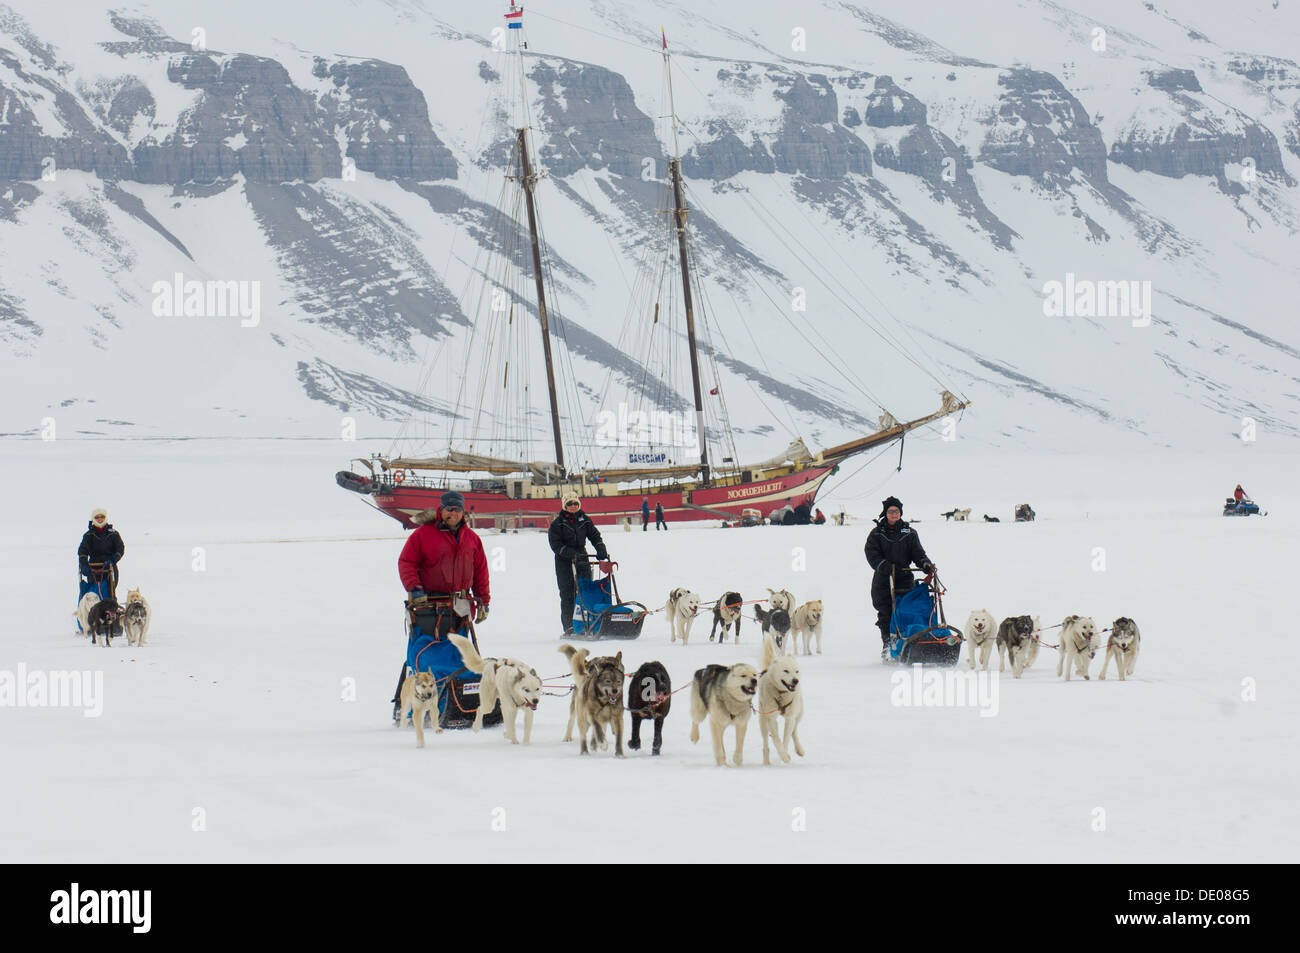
[871, 563, 915, 644]
[556, 556, 593, 634]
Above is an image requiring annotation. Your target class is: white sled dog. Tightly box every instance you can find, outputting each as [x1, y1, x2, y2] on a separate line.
[1023, 615, 1042, 670]
[123, 588, 152, 646]
[790, 600, 824, 655]
[758, 633, 804, 765]
[689, 661, 759, 766]
[964, 609, 996, 670]
[665, 587, 701, 645]
[398, 670, 442, 748]
[766, 588, 795, 613]
[559, 645, 591, 743]
[75, 592, 100, 635]
[1099, 617, 1140, 681]
[1057, 615, 1098, 681]
[953, 508, 971, 521]
[449, 634, 542, 744]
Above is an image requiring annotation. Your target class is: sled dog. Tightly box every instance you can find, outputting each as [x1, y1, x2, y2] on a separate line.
[1023, 615, 1042, 670]
[983, 514, 1000, 523]
[757, 634, 804, 765]
[665, 587, 701, 645]
[123, 588, 151, 646]
[449, 634, 542, 744]
[953, 508, 971, 521]
[689, 661, 759, 766]
[87, 598, 123, 647]
[75, 592, 101, 635]
[710, 592, 744, 643]
[940, 508, 958, 521]
[965, 609, 996, 670]
[996, 614, 1035, 678]
[1099, 617, 1140, 681]
[560, 644, 624, 756]
[627, 660, 671, 755]
[398, 670, 442, 747]
[766, 587, 795, 612]
[558, 645, 590, 743]
[753, 604, 792, 654]
[790, 600, 824, 655]
[1057, 615, 1098, 681]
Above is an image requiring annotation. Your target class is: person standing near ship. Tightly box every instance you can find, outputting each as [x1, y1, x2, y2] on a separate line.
[641, 496, 650, 531]
[654, 501, 667, 530]
[550, 492, 612, 635]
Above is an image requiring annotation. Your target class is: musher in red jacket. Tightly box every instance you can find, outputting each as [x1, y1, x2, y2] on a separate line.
[391, 490, 491, 722]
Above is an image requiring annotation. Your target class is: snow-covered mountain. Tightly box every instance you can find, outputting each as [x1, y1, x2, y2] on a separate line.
[3, 0, 1299, 459]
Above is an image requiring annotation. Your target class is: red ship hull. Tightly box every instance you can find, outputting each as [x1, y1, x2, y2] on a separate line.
[363, 465, 835, 529]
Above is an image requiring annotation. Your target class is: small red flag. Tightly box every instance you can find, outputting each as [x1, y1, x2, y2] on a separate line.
[662, 28, 667, 50]
[709, 386, 718, 395]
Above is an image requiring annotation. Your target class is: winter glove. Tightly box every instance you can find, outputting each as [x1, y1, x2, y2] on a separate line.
[474, 604, 489, 624]
[408, 588, 427, 604]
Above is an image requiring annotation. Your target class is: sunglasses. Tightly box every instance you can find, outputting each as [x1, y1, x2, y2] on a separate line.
[94, 515, 107, 521]
[886, 508, 901, 515]
[443, 506, 464, 513]
[564, 501, 580, 507]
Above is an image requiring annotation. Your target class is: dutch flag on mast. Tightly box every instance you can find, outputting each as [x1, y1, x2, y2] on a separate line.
[505, 3, 523, 28]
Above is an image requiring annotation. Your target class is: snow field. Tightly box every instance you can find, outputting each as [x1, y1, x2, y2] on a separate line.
[3, 438, 1296, 861]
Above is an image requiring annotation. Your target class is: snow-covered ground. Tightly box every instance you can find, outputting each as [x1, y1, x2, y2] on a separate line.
[4, 437, 1296, 862]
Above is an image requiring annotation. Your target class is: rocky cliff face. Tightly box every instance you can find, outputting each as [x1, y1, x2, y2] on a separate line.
[979, 68, 1108, 185]
[315, 57, 457, 181]
[130, 53, 341, 184]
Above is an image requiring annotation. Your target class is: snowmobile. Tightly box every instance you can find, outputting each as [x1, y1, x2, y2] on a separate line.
[886, 568, 963, 665]
[1222, 498, 1265, 516]
[568, 562, 647, 640]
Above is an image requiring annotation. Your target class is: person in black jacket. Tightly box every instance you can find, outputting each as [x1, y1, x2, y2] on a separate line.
[864, 496, 935, 659]
[549, 492, 611, 635]
[78, 506, 125, 599]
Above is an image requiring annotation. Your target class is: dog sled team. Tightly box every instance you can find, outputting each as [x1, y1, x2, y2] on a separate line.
[662, 585, 823, 656]
[940, 503, 1035, 522]
[964, 610, 1140, 681]
[547, 628, 804, 767]
[72, 507, 152, 648]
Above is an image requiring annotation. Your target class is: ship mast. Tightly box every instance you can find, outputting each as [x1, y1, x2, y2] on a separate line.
[663, 35, 710, 485]
[511, 6, 565, 476]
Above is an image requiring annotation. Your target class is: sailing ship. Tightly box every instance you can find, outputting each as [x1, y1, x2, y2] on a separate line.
[336, 4, 968, 529]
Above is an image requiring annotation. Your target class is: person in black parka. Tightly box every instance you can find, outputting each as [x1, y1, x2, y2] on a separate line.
[864, 496, 934, 658]
[79, 506, 125, 599]
[549, 492, 610, 635]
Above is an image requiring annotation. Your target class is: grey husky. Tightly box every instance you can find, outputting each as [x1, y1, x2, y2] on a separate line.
[1099, 617, 1140, 681]
[995, 615, 1035, 678]
[559, 644, 625, 756]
